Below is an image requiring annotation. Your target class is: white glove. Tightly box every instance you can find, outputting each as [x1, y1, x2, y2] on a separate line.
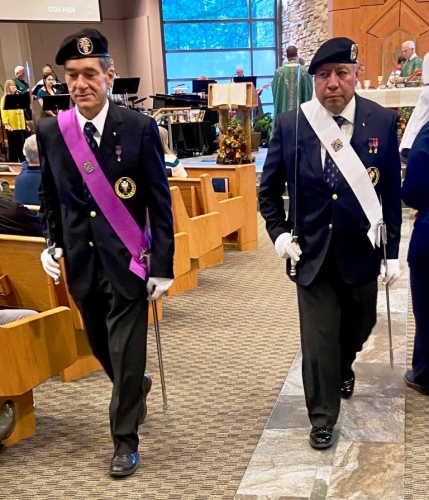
[147, 277, 174, 301]
[380, 259, 400, 286]
[274, 232, 302, 261]
[40, 247, 63, 280]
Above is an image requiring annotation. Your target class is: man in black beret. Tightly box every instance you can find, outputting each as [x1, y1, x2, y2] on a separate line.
[37, 28, 174, 477]
[259, 37, 402, 448]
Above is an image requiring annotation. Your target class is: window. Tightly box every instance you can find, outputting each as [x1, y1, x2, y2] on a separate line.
[161, 0, 277, 113]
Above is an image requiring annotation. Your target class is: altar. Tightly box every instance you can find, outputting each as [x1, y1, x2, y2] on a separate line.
[356, 87, 423, 108]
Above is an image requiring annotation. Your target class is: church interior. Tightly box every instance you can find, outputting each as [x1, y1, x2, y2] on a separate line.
[1, 0, 429, 498]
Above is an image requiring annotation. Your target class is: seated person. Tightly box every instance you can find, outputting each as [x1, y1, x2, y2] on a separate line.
[0, 180, 13, 201]
[158, 126, 188, 178]
[36, 73, 62, 118]
[0, 184, 43, 236]
[14, 135, 41, 206]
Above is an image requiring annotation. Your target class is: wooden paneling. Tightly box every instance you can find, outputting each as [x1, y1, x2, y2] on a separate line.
[330, 0, 429, 97]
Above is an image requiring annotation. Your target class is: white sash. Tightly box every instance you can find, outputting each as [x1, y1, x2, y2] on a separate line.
[300, 98, 383, 247]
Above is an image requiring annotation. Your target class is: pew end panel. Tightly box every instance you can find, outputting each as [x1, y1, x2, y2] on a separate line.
[170, 186, 223, 269]
[166, 232, 197, 296]
[0, 307, 78, 446]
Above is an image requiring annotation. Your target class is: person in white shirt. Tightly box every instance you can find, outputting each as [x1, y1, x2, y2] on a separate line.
[158, 126, 188, 178]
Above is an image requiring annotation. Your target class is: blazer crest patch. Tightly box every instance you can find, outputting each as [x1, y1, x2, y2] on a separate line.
[331, 139, 343, 152]
[115, 177, 136, 199]
[367, 167, 380, 186]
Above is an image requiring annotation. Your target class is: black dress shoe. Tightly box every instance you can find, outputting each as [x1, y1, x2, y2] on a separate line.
[341, 376, 355, 400]
[0, 401, 16, 442]
[109, 451, 139, 477]
[309, 427, 334, 449]
[138, 374, 152, 425]
[404, 370, 429, 395]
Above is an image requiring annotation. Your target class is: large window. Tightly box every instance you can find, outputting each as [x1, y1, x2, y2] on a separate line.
[161, 0, 277, 115]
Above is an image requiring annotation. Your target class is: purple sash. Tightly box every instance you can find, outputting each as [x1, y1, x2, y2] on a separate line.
[57, 108, 149, 281]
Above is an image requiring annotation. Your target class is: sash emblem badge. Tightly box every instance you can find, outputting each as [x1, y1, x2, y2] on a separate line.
[115, 177, 136, 199]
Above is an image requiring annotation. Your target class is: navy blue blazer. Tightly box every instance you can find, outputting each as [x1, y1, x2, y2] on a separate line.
[259, 94, 402, 286]
[402, 121, 429, 271]
[36, 103, 174, 301]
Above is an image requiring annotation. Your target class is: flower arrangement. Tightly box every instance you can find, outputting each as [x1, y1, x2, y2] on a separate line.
[216, 113, 253, 165]
[397, 107, 413, 145]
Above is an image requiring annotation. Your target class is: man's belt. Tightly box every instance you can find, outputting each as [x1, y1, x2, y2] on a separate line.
[57, 108, 150, 280]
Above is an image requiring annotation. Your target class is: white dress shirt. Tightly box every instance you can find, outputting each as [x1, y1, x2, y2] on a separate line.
[75, 99, 110, 146]
[321, 96, 356, 166]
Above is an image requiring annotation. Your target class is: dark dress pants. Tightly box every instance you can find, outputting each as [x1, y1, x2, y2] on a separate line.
[76, 258, 148, 455]
[296, 247, 378, 428]
[6, 129, 27, 162]
[410, 266, 429, 386]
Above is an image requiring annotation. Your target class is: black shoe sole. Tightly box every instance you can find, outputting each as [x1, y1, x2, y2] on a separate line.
[110, 463, 138, 478]
[404, 375, 429, 396]
[340, 392, 353, 400]
[309, 438, 334, 450]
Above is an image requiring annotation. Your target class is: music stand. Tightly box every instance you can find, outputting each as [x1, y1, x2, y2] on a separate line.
[54, 83, 68, 94]
[233, 76, 257, 87]
[112, 78, 140, 107]
[42, 94, 70, 114]
[192, 79, 217, 94]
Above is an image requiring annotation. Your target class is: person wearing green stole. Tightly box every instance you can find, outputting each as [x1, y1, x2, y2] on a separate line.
[396, 41, 423, 84]
[272, 46, 313, 119]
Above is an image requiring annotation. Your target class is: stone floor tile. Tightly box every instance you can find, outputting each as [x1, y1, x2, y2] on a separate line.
[353, 363, 406, 398]
[340, 397, 404, 442]
[326, 441, 404, 500]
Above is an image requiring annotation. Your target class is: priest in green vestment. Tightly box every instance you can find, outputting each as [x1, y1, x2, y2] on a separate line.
[272, 46, 313, 119]
[396, 41, 423, 83]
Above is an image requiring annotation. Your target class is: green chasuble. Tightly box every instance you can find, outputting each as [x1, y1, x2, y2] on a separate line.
[272, 62, 313, 119]
[400, 56, 423, 79]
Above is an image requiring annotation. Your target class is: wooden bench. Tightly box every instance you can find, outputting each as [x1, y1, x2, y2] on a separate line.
[0, 307, 77, 446]
[167, 231, 197, 296]
[169, 174, 245, 239]
[184, 163, 257, 251]
[170, 186, 223, 270]
[0, 162, 21, 173]
[0, 171, 18, 186]
[0, 235, 162, 382]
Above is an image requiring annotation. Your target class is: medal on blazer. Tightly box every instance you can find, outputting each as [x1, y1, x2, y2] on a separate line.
[116, 145, 122, 162]
[367, 166, 380, 186]
[115, 177, 136, 199]
[368, 138, 374, 154]
[84, 161, 94, 173]
[373, 137, 379, 154]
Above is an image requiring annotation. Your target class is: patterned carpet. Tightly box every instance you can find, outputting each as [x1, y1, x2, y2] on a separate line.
[0, 216, 301, 500]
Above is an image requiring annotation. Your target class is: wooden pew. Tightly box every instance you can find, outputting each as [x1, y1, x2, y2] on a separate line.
[0, 307, 77, 445]
[167, 231, 197, 296]
[169, 174, 245, 239]
[184, 163, 258, 251]
[170, 186, 223, 270]
[0, 235, 162, 382]
[0, 162, 21, 173]
[0, 171, 18, 186]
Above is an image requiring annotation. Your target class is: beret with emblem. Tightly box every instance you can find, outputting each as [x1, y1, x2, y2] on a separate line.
[308, 37, 358, 75]
[55, 28, 110, 65]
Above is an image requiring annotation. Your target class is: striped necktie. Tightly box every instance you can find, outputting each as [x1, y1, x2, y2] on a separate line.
[83, 121, 98, 153]
[323, 115, 345, 189]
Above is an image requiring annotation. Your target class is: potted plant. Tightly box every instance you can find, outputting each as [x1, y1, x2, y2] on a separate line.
[252, 112, 273, 148]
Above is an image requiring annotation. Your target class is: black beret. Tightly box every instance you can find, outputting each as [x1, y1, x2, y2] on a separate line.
[308, 37, 358, 75]
[55, 28, 110, 65]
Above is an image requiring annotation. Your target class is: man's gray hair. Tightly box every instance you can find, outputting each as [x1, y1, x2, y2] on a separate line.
[23, 135, 39, 164]
[403, 40, 415, 50]
[99, 57, 112, 73]
[14, 65, 24, 76]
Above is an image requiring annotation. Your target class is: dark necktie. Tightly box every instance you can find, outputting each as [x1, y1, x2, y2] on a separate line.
[323, 115, 345, 188]
[83, 121, 99, 153]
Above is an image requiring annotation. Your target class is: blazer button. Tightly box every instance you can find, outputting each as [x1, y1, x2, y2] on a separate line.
[89, 241, 95, 247]
[332, 194, 338, 200]
[90, 211, 97, 217]
[328, 224, 333, 230]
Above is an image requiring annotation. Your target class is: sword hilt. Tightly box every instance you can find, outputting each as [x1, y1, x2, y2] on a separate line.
[47, 240, 60, 285]
[290, 231, 298, 277]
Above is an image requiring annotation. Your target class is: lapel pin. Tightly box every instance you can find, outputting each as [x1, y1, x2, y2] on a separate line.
[116, 145, 122, 162]
[362, 123, 366, 127]
[113, 131, 117, 136]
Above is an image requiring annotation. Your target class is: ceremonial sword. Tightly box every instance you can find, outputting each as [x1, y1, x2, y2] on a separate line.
[381, 223, 394, 370]
[290, 62, 301, 276]
[151, 298, 170, 412]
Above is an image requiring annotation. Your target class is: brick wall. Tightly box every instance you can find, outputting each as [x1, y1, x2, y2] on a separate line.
[281, 0, 328, 67]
